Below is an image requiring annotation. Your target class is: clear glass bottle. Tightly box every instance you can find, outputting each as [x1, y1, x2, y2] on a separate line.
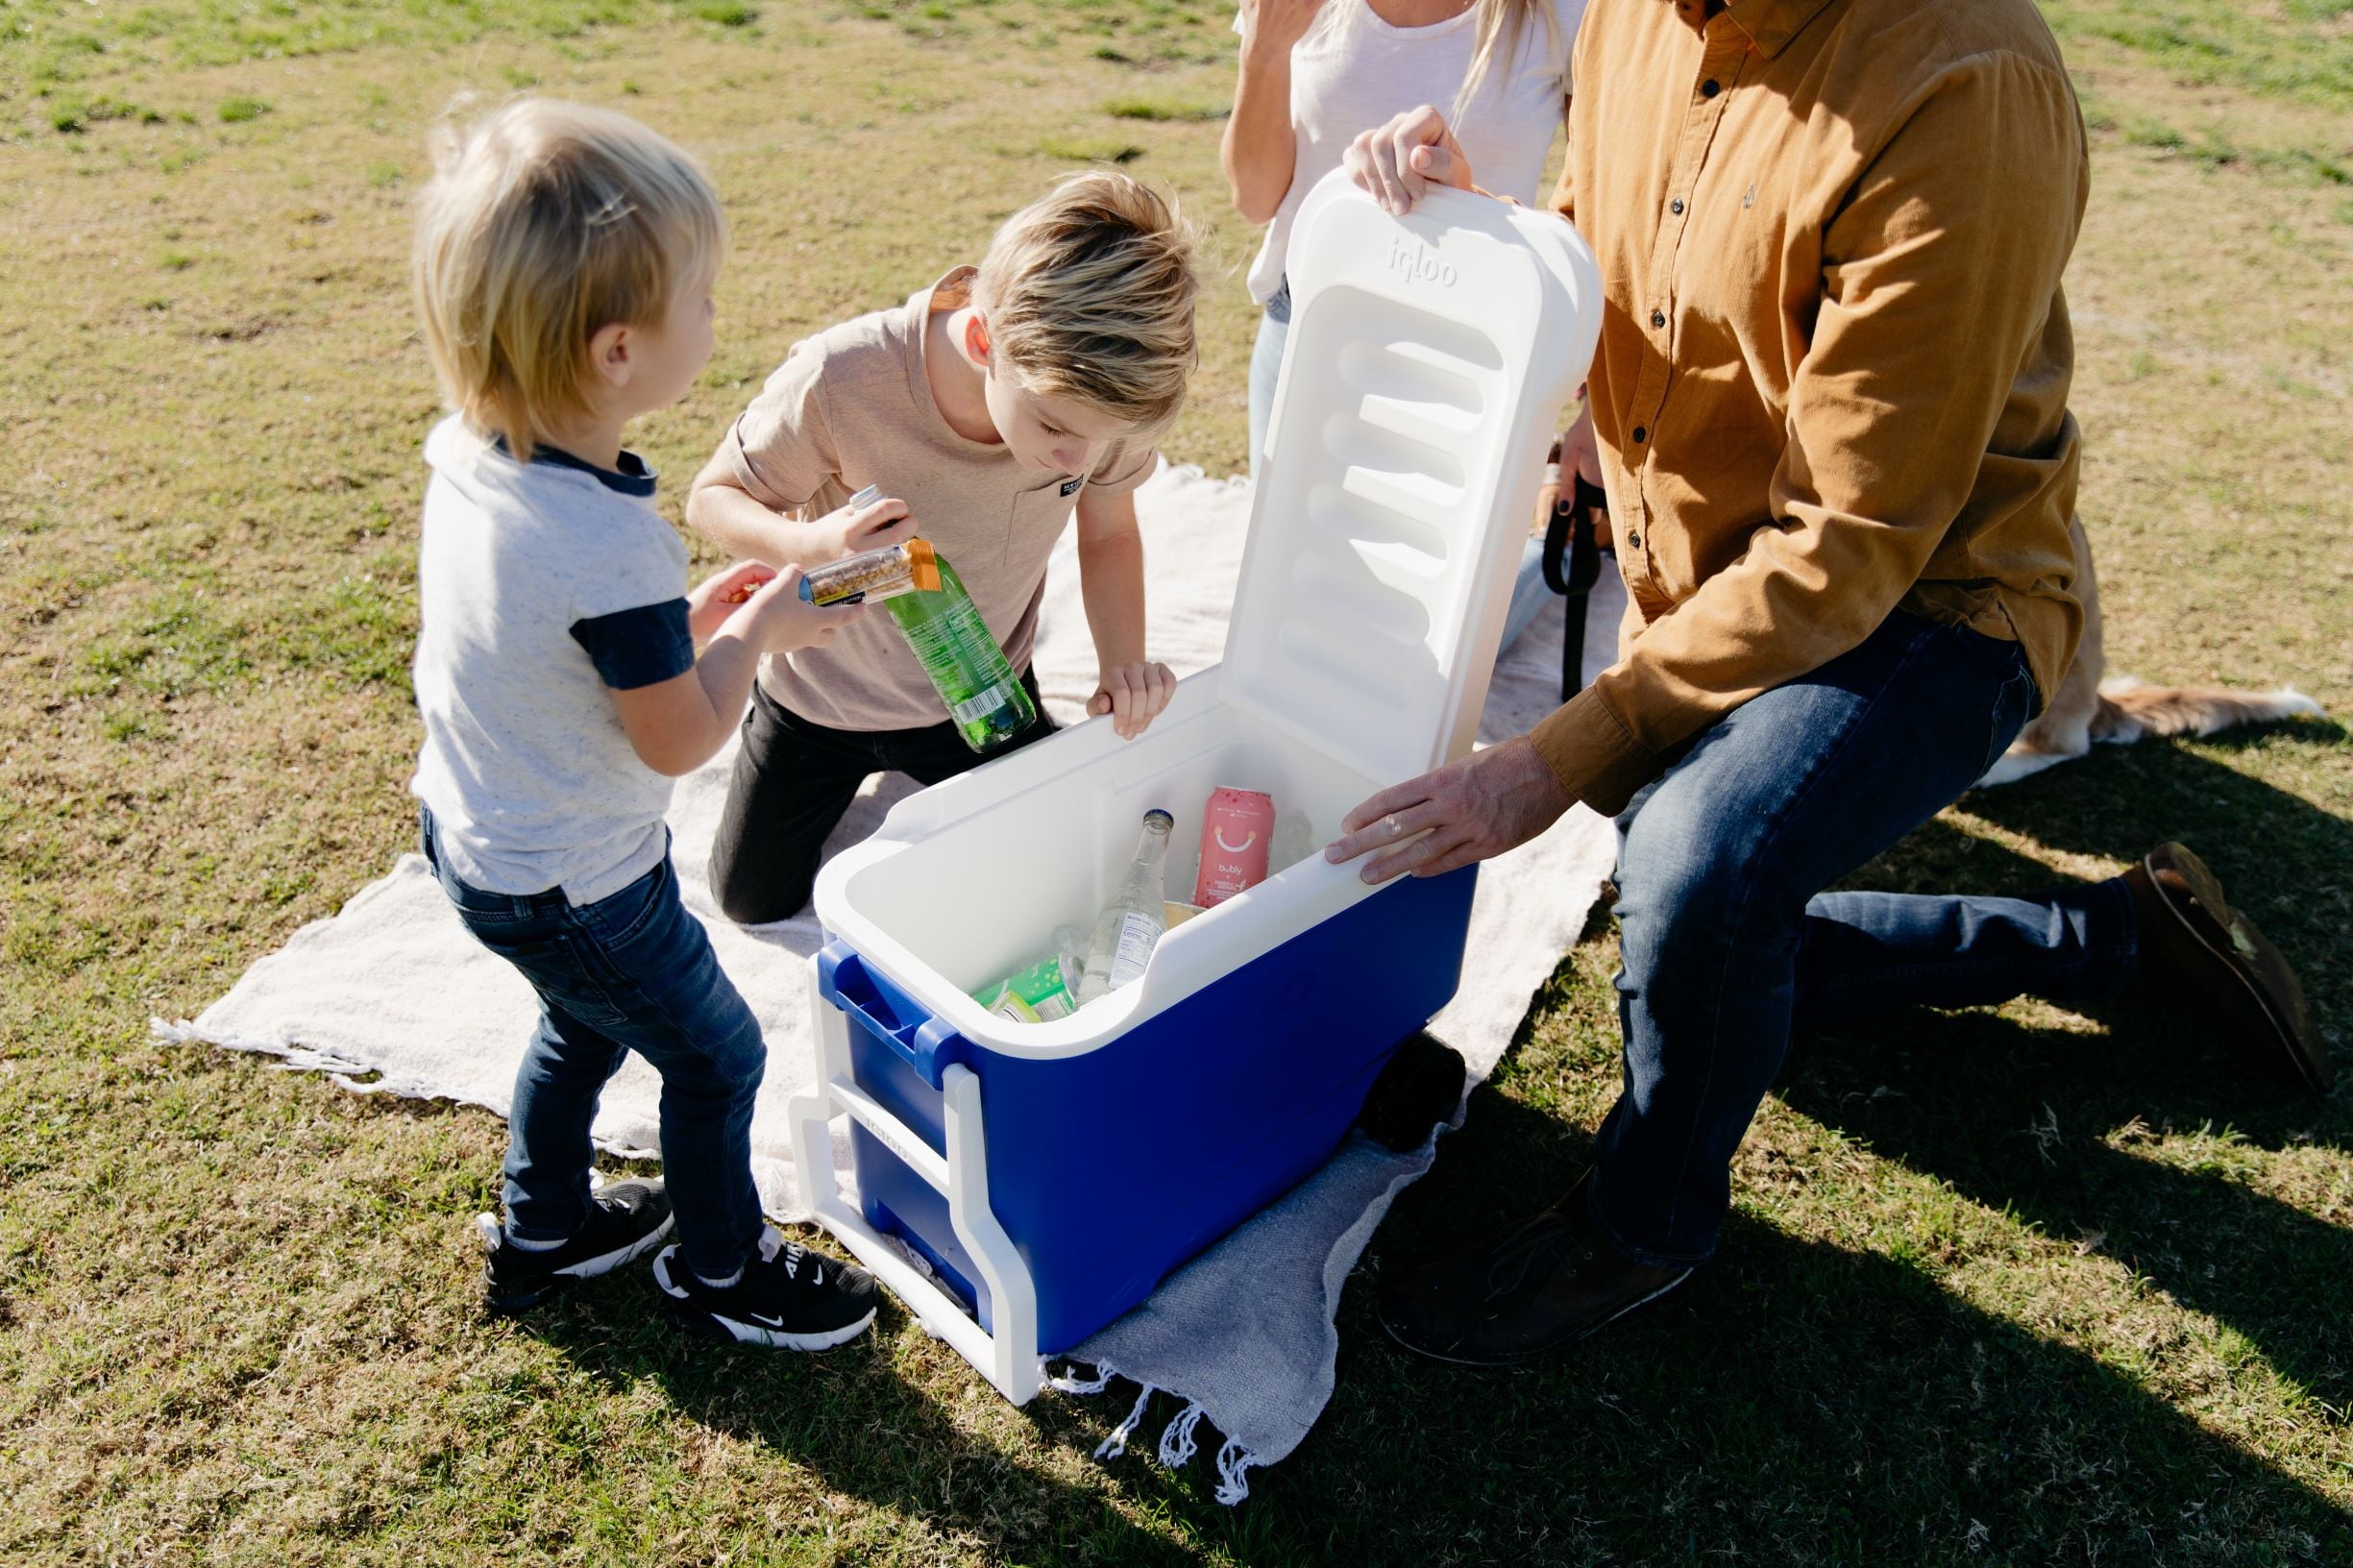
[1079, 809, 1175, 1003]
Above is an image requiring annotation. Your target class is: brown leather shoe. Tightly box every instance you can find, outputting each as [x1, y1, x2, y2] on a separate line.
[2123, 843, 2335, 1094]
[1376, 1172, 1690, 1365]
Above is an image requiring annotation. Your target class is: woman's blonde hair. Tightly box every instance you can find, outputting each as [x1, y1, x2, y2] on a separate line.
[972, 170, 1201, 433]
[412, 96, 727, 461]
[1309, 0, 1560, 133]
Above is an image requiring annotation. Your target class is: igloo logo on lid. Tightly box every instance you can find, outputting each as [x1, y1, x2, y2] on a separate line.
[1386, 234, 1458, 289]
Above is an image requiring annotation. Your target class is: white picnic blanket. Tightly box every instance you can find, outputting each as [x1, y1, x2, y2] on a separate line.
[159, 460, 1624, 1498]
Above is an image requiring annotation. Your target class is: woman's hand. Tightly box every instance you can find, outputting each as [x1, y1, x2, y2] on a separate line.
[1549, 402, 1612, 550]
[1343, 105, 1478, 215]
[1237, 0, 1327, 61]
[1325, 736, 1573, 883]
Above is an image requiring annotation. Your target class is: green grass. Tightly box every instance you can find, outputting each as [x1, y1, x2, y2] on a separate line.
[2, 2, 2349, 1564]
[2037, 0, 2353, 109]
[1103, 92, 1229, 123]
[1036, 133, 1147, 164]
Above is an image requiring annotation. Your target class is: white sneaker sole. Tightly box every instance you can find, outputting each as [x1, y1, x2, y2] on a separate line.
[651, 1246, 878, 1352]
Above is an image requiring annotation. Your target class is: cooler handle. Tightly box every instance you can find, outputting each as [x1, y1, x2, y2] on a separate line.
[817, 940, 972, 1091]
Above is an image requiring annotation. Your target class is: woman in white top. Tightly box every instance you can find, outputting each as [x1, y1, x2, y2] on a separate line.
[1223, 0, 1589, 648]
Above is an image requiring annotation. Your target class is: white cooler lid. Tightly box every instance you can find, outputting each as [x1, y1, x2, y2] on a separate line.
[1225, 172, 1604, 787]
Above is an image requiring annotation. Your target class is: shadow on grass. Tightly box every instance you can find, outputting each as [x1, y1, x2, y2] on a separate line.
[525, 1276, 1215, 1565]
[508, 1086, 2345, 1566]
[1278, 1090, 2348, 1566]
[517, 739, 2348, 1564]
[1935, 733, 2350, 1125]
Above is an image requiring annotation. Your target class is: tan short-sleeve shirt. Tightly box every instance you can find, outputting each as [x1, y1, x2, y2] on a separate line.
[715, 268, 1157, 732]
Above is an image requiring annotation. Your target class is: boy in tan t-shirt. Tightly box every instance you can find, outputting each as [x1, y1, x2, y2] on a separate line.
[685, 172, 1200, 922]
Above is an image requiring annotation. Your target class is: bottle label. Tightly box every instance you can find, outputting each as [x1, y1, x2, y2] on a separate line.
[1107, 911, 1159, 988]
[951, 682, 1019, 725]
[900, 597, 1017, 688]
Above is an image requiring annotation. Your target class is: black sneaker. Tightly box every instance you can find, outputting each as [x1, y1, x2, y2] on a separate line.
[476, 1178, 674, 1312]
[1377, 1171, 1690, 1365]
[652, 1226, 879, 1350]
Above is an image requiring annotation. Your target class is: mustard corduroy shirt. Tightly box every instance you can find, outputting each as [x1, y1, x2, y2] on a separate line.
[1531, 0, 2090, 814]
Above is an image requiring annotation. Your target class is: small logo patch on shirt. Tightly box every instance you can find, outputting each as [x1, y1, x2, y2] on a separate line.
[1060, 477, 1084, 498]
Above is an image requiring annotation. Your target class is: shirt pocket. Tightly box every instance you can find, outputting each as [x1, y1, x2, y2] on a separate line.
[1003, 481, 1082, 567]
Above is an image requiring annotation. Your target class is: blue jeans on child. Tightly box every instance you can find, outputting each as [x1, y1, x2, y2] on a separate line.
[1249, 283, 1557, 653]
[1589, 610, 2139, 1268]
[421, 807, 767, 1282]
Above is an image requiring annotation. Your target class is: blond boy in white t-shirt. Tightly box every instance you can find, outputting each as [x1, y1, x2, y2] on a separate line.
[410, 97, 882, 1350]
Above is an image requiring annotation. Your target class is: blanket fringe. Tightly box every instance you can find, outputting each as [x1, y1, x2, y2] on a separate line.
[1213, 1436, 1262, 1506]
[152, 1017, 379, 1084]
[150, 1017, 674, 1161]
[1046, 1360, 1114, 1395]
[1092, 1383, 1157, 1461]
[1056, 1371, 1259, 1507]
[1156, 1401, 1207, 1469]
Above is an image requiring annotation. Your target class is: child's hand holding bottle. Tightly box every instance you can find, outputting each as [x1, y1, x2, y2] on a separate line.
[692, 561, 863, 653]
[736, 564, 863, 654]
[817, 489, 917, 562]
[688, 560, 779, 642]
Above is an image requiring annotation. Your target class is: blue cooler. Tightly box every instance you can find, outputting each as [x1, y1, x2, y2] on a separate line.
[789, 174, 1603, 1403]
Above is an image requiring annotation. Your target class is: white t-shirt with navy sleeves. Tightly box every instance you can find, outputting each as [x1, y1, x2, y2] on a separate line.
[410, 417, 696, 905]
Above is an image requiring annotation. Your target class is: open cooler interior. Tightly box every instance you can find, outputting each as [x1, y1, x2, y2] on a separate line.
[1229, 282, 1519, 793]
[818, 183, 1605, 1053]
[824, 682, 1384, 1014]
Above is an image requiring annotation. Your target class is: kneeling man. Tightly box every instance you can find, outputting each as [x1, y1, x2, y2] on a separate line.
[1331, 0, 2333, 1364]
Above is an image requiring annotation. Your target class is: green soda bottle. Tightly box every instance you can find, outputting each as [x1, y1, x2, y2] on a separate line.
[837, 489, 1040, 758]
[885, 551, 1039, 753]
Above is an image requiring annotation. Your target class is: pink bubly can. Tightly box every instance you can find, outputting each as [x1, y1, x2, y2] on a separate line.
[1193, 787, 1276, 908]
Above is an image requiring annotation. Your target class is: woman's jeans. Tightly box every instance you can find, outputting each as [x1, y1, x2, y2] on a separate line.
[1589, 612, 2139, 1268]
[421, 808, 768, 1282]
[1250, 281, 1557, 653]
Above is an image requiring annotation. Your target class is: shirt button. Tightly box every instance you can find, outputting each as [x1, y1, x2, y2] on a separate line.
[1650, 309, 1666, 329]
[1670, 198, 1685, 215]
[1631, 427, 1649, 444]
[1628, 531, 1642, 549]
[1703, 79, 1721, 98]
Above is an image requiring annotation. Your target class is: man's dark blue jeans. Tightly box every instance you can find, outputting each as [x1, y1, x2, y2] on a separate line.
[421, 808, 767, 1283]
[1589, 611, 2139, 1269]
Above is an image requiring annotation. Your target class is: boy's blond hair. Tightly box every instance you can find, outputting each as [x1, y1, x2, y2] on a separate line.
[972, 171, 1200, 434]
[412, 97, 726, 461]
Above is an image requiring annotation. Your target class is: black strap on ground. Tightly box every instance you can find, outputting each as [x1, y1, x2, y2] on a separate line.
[1542, 474, 1608, 700]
